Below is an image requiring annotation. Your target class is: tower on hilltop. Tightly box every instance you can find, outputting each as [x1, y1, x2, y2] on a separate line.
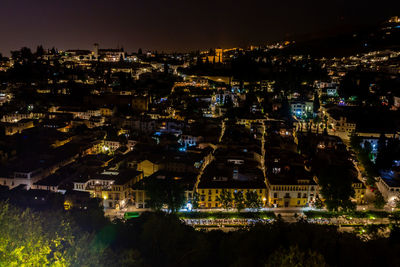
[93, 43, 99, 58]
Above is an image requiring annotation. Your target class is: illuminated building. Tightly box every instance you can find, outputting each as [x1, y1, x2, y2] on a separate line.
[92, 43, 125, 62]
[73, 170, 143, 209]
[290, 101, 313, 117]
[3, 119, 34, 135]
[132, 96, 150, 112]
[203, 48, 224, 64]
[388, 16, 400, 23]
[197, 155, 267, 209]
[352, 180, 366, 204]
[266, 165, 317, 208]
[197, 187, 267, 209]
[136, 159, 161, 177]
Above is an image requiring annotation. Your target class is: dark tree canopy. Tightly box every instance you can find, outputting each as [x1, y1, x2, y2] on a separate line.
[318, 166, 355, 211]
[145, 178, 185, 213]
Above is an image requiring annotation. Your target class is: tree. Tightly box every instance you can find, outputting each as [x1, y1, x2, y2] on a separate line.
[374, 191, 386, 209]
[350, 133, 379, 185]
[280, 96, 292, 121]
[224, 95, 233, 109]
[314, 197, 324, 209]
[138, 212, 208, 266]
[191, 192, 200, 209]
[164, 63, 169, 74]
[313, 115, 321, 134]
[394, 198, 400, 209]
[118, 134, 128, 145]
[376, 133, 392, 170]
[266, 246, 328, 267]
[350, 133, 362, 151]
[0, 203, 65, 265]
[145, 179, 166, 211]
[36, 45, 45, 57]
[318, 166, 355, 211]
[164, 182, 185, 213]
[20, 47, 34, 62]
[245, 191, 263, 210]
[216, 189, 233, 210]
[364, 140, 373, 154]
[306, 116, 313, 133]
[0, 202, 121, 266]
[322, 115, 329, 134]
[366, 176, 377, 187]
[313, 91, 320, 114]
[233, 191, 245, 212]
[145, 178, 185, 213]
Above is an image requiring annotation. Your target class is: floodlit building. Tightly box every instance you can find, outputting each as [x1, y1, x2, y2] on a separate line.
[290, 101, 313, 117]
[266, 163, 317, 208]
[73, 169, 143, 209]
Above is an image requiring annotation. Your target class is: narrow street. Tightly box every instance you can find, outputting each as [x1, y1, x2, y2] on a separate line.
[195, 118, 226, 190]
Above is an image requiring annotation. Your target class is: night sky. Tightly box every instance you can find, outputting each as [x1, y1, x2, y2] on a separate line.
[0, 0, 398, 55]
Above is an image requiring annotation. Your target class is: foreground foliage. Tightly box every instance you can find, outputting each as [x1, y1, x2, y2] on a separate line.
[2, 202, 400, 266]
[0, 202, 141, 266]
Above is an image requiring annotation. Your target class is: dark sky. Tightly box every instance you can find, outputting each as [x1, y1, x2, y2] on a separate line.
[0, 0, 398, 55]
